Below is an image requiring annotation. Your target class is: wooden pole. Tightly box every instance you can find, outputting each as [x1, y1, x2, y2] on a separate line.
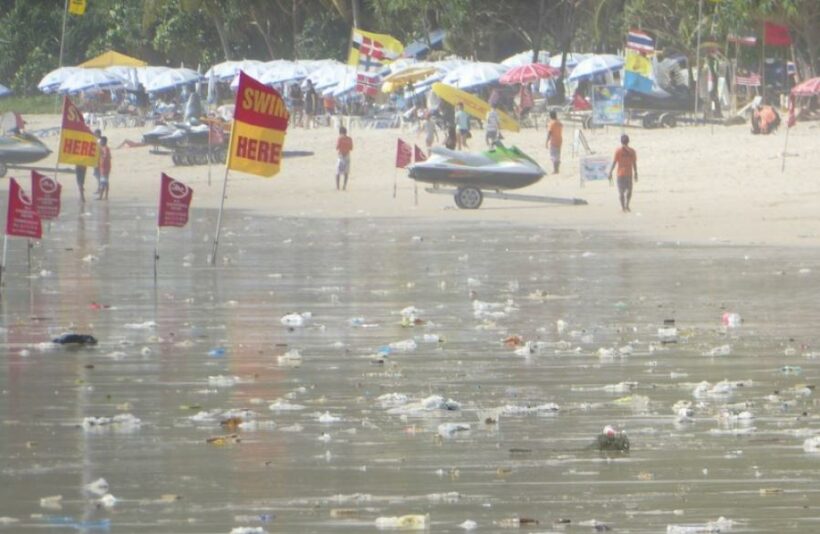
[694, 0, 703, 119]
[781, 125, 790, 173]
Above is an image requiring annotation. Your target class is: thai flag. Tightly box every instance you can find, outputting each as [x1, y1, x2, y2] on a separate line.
[626, 30, 655, 54]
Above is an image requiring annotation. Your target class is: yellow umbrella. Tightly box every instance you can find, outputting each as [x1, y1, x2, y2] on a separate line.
[381, 64, 438, 93]
[79, 50, 147, 68]
[432, 82, 519, 132]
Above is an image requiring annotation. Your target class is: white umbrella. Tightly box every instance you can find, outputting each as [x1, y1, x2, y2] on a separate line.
[442, 62, 508, 90]
[38, 67, 83, 93]
[298, 59, 341, 74]
[105, 66, 140, 90]
[228, 61, 271, 90]
[259, 61, 309, 86]
[329, 76, 357, 97]
[0, 83, 11, 97]
[567, 54, 623, 82]
[431, 58, 469, 72]
[58, 69, 124, 93]
[548, 53, 591, 70]
[206, 60, 264, 82]
[502, 50, 551, 67]
[145, 68, 202, 93]
[134, 66, 172, 88]
[309, 64, 356, 92]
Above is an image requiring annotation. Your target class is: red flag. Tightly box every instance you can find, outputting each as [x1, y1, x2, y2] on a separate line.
[30, 170, 62, 220]
[395, 138, 412, 168]
[763, 22, 791, 47]
[158, 173, 193, 228]
[6, 178, 42, 239]
[414, 145, 427, 162]
[787, 94, 796, 128]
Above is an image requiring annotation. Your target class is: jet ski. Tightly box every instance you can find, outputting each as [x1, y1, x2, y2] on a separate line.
[143, 121, 223, 166]
[407, 144, 545, 209]
[0, 112, 52, 177]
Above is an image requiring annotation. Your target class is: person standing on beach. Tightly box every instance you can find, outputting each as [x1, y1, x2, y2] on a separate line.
[421, 111, 438, 151]
[92, 128, 102, 194]
[546, 110, 563, 173]
[335, 126, 353, 191]
[304, 80, 317, 129]
[485, 104, 500, 147]
[97, 136, 111, 200]
[455, 103, 470, 150]
[608, 134, 638, 212]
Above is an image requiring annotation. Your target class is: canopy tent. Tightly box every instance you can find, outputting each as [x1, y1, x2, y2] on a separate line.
[79, 50, 147, 68]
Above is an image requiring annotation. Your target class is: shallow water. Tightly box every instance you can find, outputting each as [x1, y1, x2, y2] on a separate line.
[1, 202, 818, 533]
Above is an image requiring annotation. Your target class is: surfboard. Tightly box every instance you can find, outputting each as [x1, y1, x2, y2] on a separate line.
[432, 82, 520, 132]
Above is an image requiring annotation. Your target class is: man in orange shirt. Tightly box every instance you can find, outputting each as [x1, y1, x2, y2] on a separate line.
[546, 110, 563, 174]
[608, 134, 637, 212]
[335, 126, 353, 191]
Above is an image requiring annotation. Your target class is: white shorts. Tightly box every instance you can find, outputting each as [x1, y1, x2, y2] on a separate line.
[337, 155, 350, 175]
[549, 145, 561, 163]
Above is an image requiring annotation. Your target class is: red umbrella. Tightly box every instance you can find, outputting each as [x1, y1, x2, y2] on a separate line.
[499, 63, 560, 85]
[791, 77, 820, 97]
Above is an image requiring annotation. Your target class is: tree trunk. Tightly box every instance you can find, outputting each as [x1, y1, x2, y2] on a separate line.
[351, 0, 359, 28]
[204, 4, 232, 60]
[532, 0, 546, 64]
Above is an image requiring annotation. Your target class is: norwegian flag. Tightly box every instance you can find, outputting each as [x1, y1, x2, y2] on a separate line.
[626, 29, 655, 54]
[356, 73, 381, 97]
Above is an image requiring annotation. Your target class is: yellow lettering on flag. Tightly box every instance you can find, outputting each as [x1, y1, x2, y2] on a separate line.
[57, 96, 99, 167]
[625, 50, 651, 77]
[348, 28, 404, 68]
[226, 72, 289, 178]
[68, 0, 87, 15]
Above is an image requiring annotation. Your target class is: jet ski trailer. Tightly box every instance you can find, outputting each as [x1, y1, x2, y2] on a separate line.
[407, 144, 586, 209]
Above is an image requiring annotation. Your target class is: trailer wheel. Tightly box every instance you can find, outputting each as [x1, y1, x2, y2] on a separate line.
[582, 115, 594, 130]
[171, 153, 182, 166]
[455, 187, 483, 209]
[660, 113, 677, 128]
[0, 162, 7, 177]
[642, 115, 657, 129]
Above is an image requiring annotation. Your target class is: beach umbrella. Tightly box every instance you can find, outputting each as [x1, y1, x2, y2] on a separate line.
[309, 64, 356, 92]
[499, 63, 560, 85]
[567, 54, 624, 82]
[432, 83, 519, 132]
[442, 62, 508, 90]
[383, 63, 438, 86]
[145, 68, 202, 93]
[0, 83, 12, 97]
[228, 62, 271, 90]
[105, 66, 141, 90]
[548, 53, 590, 70]
[791, 77, 820, 97]
[38, 66, 83, 93]
[206, 60, 264, 82]
[502, 50, 551, 67]
[58, 69, 124, 93]
[259, 61, 309, 86]
[79, 50, 147, 68]
[134, 66, 172, 88]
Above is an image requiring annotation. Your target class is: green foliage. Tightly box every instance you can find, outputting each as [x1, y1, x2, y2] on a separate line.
[0, 95, 61, 115]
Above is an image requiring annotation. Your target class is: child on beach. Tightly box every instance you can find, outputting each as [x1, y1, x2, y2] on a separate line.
[335, 126, 353, 191]
[608, 134, 637, 213]
[420, 111, 438, 151]
[546, 110, 563, 173]
[97, 136, 111, 200]
[455, 103, 470, 150]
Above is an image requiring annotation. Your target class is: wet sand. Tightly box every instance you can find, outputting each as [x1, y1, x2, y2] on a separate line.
[0, 201, 819, 532]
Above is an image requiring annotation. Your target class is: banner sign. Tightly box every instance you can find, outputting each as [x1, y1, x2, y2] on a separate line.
[31, 170, 62, 220]
[227, 72, 289, 178]
[58, 96, 99, 167]
[580, 156, 611, 182]
[591, 85, 625, 126]
[6, 178, 42, 239]
[158, 173, 193, 228]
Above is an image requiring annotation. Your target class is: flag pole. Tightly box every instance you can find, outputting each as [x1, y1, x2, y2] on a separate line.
[27, 240, 32, 272]
[58, 0, 69, 69]
[781, 126, 790, 173]
[693, 0, 703, 121]
[393, 167, 398, 199]
[153, 227, 160, 284]
[209, 166, 230, 265]
[0, 235, 7, 290]
[207, 121, 212, 187]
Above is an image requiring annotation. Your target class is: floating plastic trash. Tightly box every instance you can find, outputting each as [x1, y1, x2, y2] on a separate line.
[437, 422, 471, 438]
[459, 520, 477, 530]
[317, 412, 341, 423]
[52, 333, 97, 346]
[721, 312, 741, 328]
[803, 436, 820, 452]
[666, 516, 734, 533]
[82, 414, 142, 432]
[277, 349, 302, 367]
[84, 478, 109, 496]
[388, 339, 417, 352]
[281, 312, 311, 328]
[230, 527, 268, 534]
[703, 344, 732, 357]
[40, 495, 62, 510]
[497, 517, 539, 528]
[208, 375, 240, 387]
[268, 399, 305, 411]
[374, 514, 429, 530]
[594, 425, 630, 451]
[208, 347, 226, 357]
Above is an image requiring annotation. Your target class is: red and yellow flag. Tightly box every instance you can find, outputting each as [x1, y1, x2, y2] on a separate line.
[57, 96, 98, 167]
[227, 72, 289, 177]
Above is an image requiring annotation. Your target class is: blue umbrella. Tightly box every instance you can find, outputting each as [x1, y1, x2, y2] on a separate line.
[567, 54, 624, 82]
[0, 83, 11, 97]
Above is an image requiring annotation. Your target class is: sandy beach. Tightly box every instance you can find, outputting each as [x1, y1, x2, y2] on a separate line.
[9, 113, 820, 247]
